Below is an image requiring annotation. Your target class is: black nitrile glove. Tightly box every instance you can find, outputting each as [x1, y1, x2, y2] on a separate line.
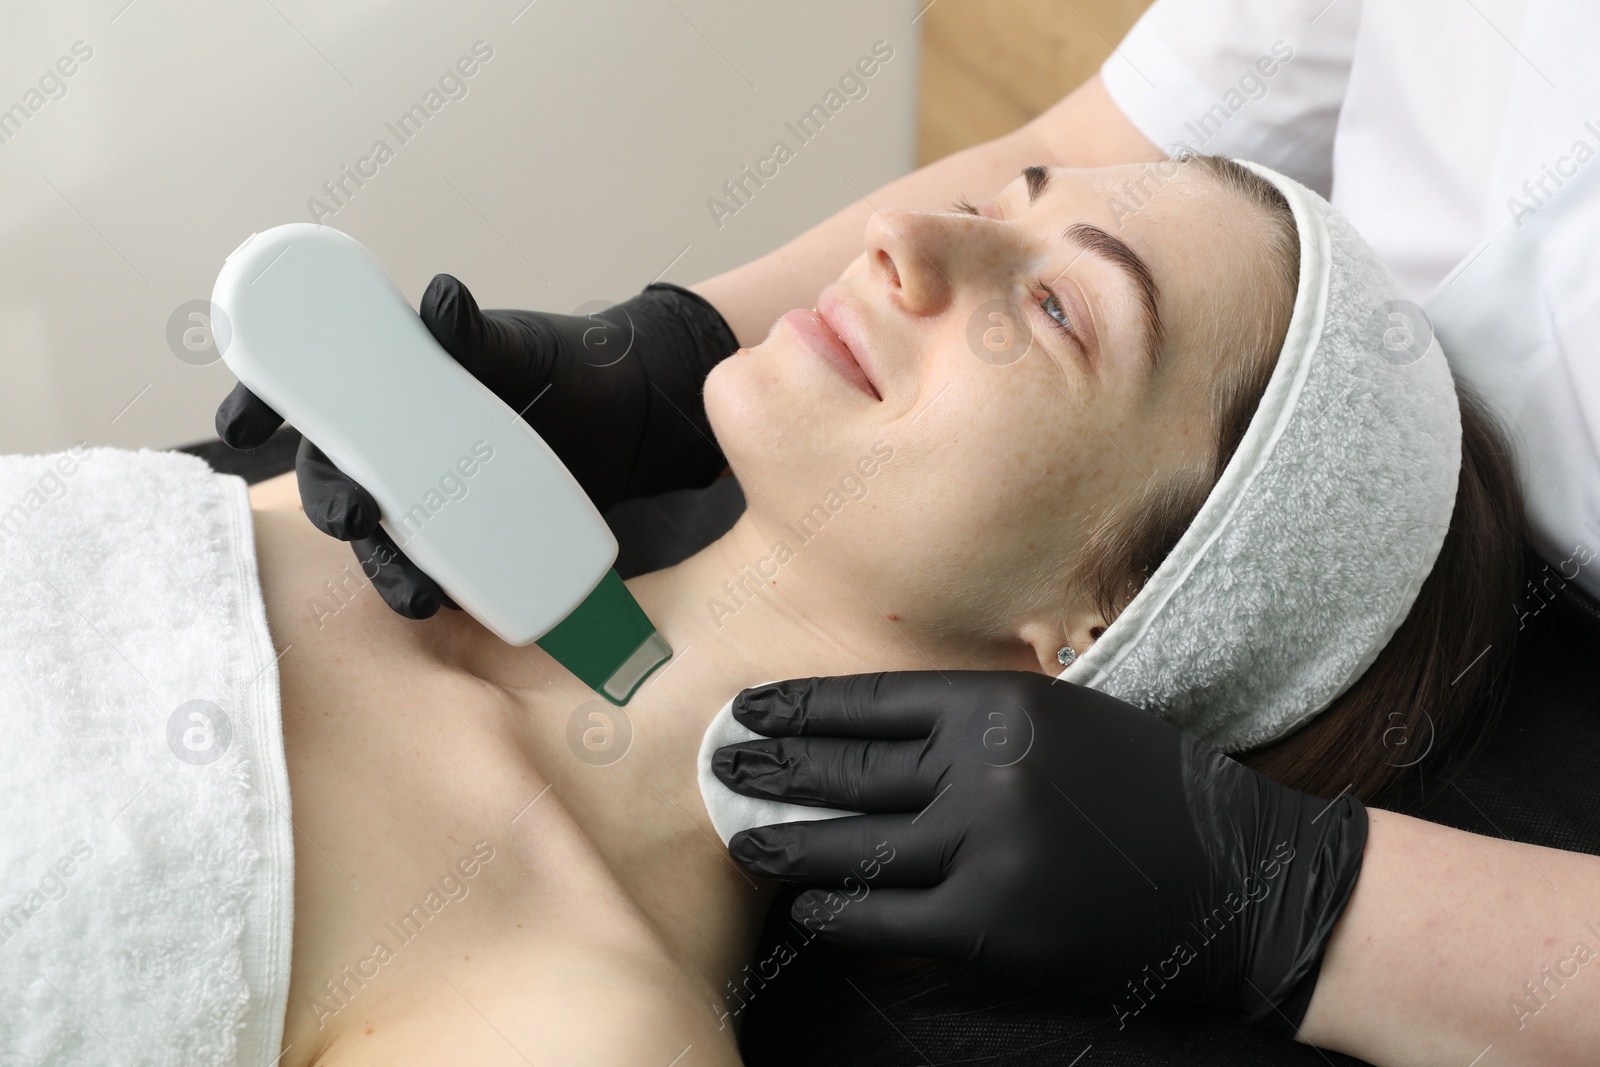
[215, 276, 738, 618]
[712, 670, 1369, 1038]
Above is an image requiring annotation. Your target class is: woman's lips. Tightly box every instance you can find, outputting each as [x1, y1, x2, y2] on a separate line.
[781, 307, 881, 400]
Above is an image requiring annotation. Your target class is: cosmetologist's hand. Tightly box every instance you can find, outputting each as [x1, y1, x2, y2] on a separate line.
[711, 670, 1369, 1036]
[214, 276, 738, 617]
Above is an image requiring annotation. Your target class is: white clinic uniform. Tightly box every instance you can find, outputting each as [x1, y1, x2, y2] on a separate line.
[1100, 0, 1600, 600]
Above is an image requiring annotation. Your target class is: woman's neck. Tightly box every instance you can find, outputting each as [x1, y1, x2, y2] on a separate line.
[625, 510, 950, 711]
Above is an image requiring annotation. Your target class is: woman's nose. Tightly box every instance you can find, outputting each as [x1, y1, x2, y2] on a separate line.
[862, 206, 970, 318]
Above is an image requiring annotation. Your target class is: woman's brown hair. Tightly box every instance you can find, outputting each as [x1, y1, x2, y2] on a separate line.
[1081, 153, 1526, 807]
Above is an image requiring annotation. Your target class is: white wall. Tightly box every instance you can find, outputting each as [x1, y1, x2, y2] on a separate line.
[0, 0, 920, 453]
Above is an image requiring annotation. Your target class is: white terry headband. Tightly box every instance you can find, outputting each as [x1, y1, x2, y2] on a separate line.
[696, 159, 1463, 845]
[1056, 159, 1463, 752]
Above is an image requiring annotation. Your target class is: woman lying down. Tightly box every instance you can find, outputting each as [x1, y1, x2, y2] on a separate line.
[0, 155, 1523, 1066]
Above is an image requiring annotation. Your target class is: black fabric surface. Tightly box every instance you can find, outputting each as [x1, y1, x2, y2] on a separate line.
[179, 426, 303, 482]
[191, 429, 1600, 1065]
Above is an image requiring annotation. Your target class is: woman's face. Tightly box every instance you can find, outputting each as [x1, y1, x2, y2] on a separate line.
[703, 161, 1280, 666]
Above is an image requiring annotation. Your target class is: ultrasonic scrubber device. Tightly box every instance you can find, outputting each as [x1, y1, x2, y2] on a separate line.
[212, 223, 671, 705]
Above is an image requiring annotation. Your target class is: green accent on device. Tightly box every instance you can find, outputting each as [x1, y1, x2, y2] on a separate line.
[536, 568, 672, 705]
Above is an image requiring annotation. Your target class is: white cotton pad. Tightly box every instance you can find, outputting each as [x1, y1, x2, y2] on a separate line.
[695, 682, 862, 847]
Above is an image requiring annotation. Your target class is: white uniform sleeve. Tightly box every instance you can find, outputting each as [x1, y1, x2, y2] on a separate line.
[1099, 0, 1362, 198]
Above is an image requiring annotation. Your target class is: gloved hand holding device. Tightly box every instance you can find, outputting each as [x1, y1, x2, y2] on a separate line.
[215, 276, 738, 617]
[712, 670, 1369, 1036]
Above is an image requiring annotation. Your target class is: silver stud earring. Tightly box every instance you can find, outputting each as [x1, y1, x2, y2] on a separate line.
[1056, 644, 1077, 667]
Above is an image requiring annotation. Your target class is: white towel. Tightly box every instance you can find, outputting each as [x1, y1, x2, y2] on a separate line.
[0, 446, 294, 1067]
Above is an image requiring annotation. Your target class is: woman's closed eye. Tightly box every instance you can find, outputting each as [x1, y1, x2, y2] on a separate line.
[1030, 278, 1076, 340]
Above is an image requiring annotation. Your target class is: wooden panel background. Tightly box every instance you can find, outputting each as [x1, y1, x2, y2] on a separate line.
[916, 0, 1156, 165]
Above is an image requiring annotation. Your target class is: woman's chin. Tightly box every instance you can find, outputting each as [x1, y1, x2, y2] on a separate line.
[703, 356, 767, 451]
[705, 355, 871, 494]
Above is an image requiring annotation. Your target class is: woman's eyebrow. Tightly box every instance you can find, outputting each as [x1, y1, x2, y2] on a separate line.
[1019, 164, 1164, 372]
[1023, 164, 1051, 204]
[1064, 222, 1164, 373]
